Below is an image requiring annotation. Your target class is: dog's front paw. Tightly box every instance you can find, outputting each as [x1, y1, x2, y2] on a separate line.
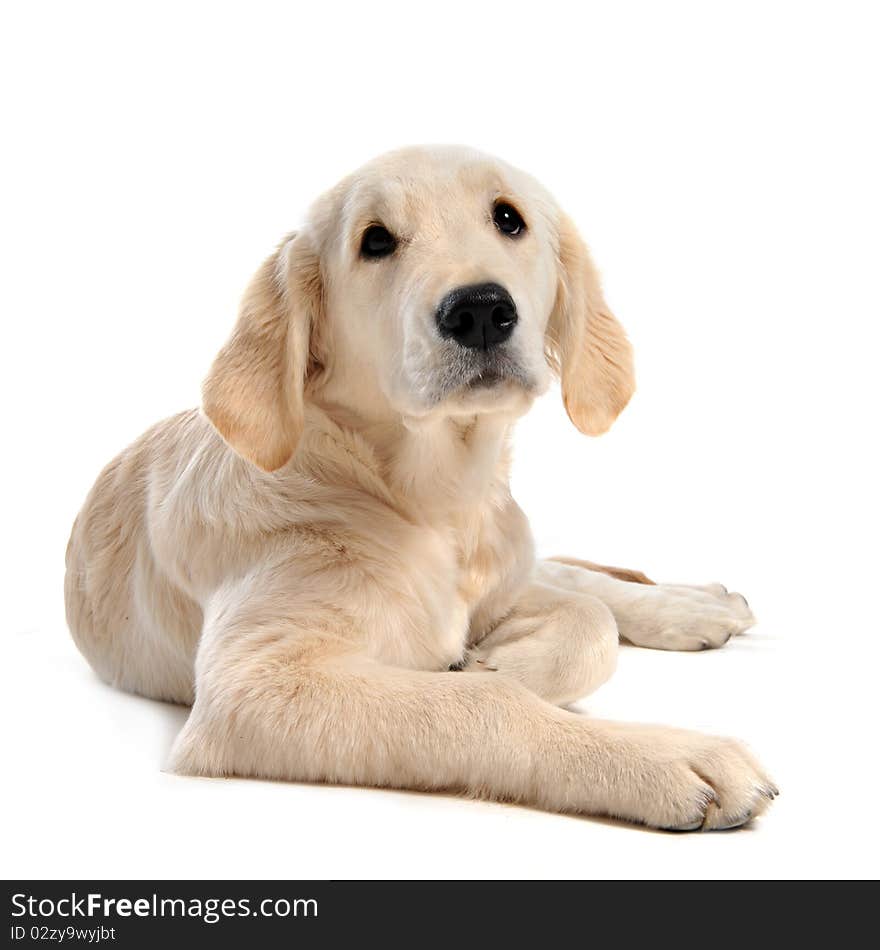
[620, 583, 755, 651]
[599, 726, 778, 831]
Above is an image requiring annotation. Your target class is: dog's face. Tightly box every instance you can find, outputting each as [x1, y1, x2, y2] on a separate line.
[313, 147, 559, 420]
[203, 146, 635, 471]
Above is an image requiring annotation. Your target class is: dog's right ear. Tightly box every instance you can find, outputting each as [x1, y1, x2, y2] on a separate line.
[202, 232, 322, 472]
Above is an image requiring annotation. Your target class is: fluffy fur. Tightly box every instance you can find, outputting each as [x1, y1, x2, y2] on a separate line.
[65, 146, 775, 830]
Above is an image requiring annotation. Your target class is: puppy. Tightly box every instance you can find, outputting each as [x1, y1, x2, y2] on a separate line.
[65, 146, 775, 830]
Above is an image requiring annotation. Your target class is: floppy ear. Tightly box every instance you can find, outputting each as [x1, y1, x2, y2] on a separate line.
[546, 214, 635, 435]
[202, 232, 322, 471]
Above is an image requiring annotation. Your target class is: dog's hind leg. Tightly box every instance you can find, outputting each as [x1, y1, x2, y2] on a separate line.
[549, 555, 655, 586]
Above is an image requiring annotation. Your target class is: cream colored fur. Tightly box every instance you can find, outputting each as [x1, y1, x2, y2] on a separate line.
[65, 146, 775, 831]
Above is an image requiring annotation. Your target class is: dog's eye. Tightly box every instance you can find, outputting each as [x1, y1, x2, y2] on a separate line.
[360, 225, 398, 259]
[493, 202, 526, 237]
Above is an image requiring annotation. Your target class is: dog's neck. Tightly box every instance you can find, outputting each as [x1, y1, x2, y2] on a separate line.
[303, 399, 515, 523]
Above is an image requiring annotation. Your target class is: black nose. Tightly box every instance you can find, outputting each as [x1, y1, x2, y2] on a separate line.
[435, 282, 518, 350]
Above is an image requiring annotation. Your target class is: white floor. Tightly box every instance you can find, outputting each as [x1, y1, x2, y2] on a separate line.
[5, 570, 876, 879]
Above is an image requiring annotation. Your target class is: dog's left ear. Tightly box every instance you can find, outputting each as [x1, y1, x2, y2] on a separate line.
[546, 213, 635, 435]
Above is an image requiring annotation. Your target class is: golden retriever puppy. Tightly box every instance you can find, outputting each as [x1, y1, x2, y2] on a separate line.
[65, 146, 775, 830]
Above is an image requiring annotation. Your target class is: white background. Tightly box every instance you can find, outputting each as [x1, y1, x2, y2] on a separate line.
[2, 1, 878, 879]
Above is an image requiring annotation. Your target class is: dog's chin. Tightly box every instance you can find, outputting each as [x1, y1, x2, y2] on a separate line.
[437, 369, 539, 418]
[395, 348, 546, 420]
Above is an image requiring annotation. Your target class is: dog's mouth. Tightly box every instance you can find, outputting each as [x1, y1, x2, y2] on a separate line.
[465, 369, 505, 389]
[458, 348, 531, 389]
[413, 340, 537, 410]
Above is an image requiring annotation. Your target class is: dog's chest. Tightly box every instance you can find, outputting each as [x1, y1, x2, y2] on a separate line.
[381, 499, 532, 672]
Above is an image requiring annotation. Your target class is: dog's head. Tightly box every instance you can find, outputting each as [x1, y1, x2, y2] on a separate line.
[203, 146, 634, 471]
